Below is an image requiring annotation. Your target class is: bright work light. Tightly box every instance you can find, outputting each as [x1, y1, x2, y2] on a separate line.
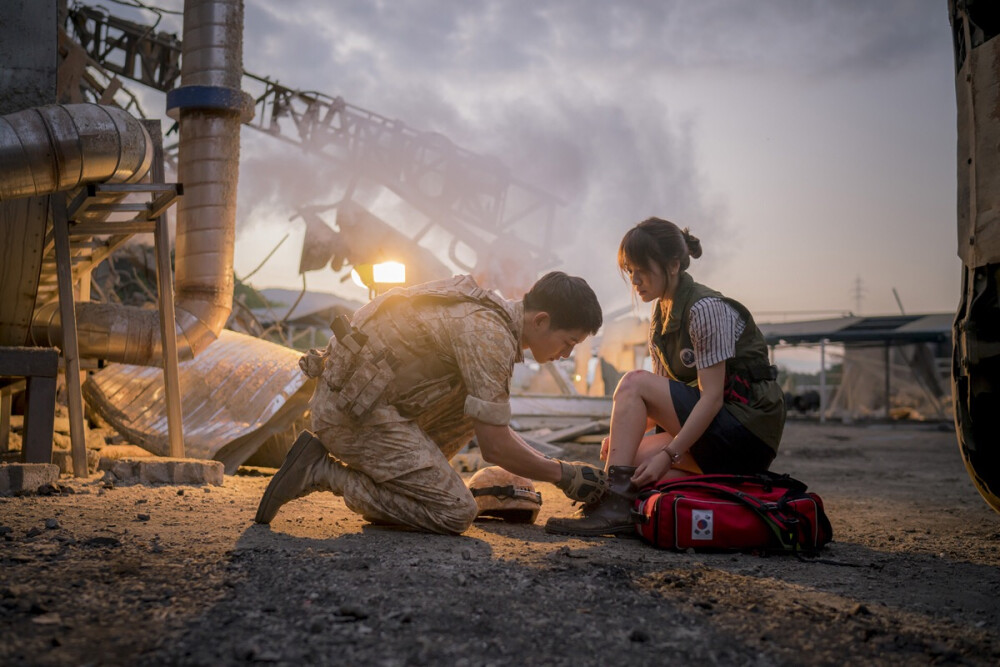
[373, 261, 405, 285]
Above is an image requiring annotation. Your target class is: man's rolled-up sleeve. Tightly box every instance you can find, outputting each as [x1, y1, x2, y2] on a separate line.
[464, 395, 511, 426]
[450, 310, 518, 427]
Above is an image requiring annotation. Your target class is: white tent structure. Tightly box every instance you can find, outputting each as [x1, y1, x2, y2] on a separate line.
[760, 314, 952, 422]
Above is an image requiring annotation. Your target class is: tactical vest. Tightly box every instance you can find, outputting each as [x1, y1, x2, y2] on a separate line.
[300, 275, 518, 421]
[649, 273, 785, 452]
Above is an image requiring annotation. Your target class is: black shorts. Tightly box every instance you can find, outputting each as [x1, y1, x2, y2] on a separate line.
[669, 381, 775, 474]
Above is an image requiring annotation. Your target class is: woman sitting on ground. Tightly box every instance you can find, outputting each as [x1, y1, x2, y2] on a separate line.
[546, 217, 786, 536]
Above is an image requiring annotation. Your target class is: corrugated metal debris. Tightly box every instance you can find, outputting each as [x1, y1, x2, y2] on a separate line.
[83, 329, 313, 473]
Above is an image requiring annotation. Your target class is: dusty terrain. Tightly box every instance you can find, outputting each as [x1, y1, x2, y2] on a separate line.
[1, 419, 998, 666]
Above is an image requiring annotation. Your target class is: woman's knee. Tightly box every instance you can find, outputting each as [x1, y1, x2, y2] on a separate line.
[613, 369, 651, 401]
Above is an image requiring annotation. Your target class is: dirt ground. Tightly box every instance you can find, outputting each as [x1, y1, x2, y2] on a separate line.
[1, 419, 998, 666]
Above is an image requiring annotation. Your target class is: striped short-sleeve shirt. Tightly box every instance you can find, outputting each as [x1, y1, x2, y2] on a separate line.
[689, 297, 746, 369]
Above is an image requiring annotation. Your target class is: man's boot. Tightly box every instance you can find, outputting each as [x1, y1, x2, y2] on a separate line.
[255, 431, 344, 524]
[544, 466, 637, 536]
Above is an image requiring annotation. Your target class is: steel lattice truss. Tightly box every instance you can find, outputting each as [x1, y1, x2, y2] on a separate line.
[63, 3, 561, 269]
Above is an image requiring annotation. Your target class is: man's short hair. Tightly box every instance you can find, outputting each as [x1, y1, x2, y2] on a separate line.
[524, 271, 602, 334]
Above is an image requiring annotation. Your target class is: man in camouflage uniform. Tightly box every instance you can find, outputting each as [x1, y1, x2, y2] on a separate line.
[255, 271, 606, 534]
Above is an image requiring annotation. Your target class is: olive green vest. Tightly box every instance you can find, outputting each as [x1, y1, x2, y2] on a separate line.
[649, 273, 785, 452]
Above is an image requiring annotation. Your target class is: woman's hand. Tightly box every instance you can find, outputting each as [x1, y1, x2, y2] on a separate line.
[599, 436, 610, 462]
[631, 449, 672, 488]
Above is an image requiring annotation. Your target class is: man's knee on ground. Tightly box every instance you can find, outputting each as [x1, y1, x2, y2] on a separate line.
[434, 493, 479, 535]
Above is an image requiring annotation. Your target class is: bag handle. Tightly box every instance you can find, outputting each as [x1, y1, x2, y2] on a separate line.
[640, 472, 809, 497]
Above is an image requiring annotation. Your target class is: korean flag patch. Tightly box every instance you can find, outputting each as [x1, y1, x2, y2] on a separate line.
[691, 509, 714, 540]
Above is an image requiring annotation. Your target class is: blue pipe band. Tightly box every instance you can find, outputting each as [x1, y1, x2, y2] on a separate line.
[166, 85, 254, 122]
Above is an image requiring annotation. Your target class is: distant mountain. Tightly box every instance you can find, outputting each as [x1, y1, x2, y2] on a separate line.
[249, 288, 365, 323]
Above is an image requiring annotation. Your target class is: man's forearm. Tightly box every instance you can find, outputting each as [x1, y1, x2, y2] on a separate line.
[475, 423, 562, 483]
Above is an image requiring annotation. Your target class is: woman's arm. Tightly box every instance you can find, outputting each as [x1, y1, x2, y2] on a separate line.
[631, 361, 726, 487]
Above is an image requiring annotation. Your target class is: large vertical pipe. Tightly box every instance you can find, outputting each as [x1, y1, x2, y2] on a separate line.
[166, 0, 252, 360]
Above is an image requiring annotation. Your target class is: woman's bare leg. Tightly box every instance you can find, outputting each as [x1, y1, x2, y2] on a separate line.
[606, 370, 683, 468]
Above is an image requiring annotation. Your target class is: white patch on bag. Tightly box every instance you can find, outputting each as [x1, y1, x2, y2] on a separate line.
[691, 509, 714, 540]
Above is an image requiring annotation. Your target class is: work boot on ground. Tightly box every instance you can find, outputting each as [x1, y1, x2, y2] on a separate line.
[544, 466, 638, 536]
[255, 431, 341, 524]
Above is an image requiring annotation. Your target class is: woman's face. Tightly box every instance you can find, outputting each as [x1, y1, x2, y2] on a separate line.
[626, 261, 668, 302]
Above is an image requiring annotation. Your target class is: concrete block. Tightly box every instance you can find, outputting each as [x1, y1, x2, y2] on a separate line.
[99, 457, 224, 486]
[139, 460, 173, 484]
[0, 463, 59, 495]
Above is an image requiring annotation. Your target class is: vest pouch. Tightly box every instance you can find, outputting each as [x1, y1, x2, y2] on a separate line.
[336, 350, 397, 421]
[322, 316, 371, 392]
[323, 342, 360, 392]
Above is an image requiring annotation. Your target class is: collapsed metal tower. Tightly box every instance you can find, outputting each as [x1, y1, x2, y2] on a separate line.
[62, 3, 563, 282]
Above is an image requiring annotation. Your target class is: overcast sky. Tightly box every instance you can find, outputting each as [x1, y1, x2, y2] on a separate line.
[132, 0, 959, 321]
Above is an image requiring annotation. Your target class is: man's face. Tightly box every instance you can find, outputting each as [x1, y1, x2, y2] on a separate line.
[527, 324, 589, 364]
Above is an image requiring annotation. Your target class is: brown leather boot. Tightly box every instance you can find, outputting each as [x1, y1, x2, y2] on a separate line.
[544, 466, 637, 536]
[255, 431, 345, 524]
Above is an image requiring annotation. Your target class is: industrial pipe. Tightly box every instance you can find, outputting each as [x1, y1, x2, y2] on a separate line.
[0, 104, 152, 200]
[163, 0, 251, 360]
[22, 0, 251, 364]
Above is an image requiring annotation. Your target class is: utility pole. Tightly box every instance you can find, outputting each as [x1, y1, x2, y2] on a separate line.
[852, 275, 865, 315]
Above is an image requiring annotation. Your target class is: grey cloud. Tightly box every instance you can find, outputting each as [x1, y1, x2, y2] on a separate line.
[230, 0, 947, 307]
[232, 1, 740, 293]
[661, 0, 948, 75]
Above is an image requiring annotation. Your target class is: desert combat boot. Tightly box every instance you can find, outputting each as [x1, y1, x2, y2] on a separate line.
[544, 465, 638, 536]
[255, 430, 346, 524]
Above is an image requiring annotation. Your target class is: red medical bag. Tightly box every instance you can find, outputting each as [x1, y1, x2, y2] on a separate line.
[632, 473, 833, 553]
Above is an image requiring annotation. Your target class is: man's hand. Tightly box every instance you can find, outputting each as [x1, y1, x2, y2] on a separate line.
[554, 461, 608, 503]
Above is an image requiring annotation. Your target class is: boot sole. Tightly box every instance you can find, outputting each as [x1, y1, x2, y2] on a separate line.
[254, 432, 322, 524]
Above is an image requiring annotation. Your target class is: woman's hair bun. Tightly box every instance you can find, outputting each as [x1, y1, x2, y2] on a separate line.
[681, 228, 702, 259]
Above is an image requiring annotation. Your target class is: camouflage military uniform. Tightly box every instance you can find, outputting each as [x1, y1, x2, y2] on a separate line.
[300, 276, 523, 534]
